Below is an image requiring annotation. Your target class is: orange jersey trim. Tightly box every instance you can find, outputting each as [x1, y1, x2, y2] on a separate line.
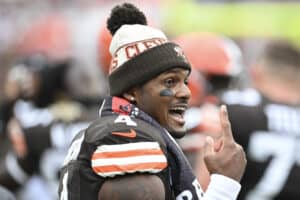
[92, 162, 167, 174]
[92, 149, 164, 159]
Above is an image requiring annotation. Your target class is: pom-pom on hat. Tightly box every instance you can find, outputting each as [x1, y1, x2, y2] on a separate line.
[107, 3, 191, 96]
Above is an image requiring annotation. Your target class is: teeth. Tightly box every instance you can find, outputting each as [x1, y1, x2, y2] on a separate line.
[170, 107, 186, 115]
[172, 107, 186, 111]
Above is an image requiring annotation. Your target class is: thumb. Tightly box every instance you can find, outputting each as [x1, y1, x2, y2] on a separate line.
[203, 136, 215, 157]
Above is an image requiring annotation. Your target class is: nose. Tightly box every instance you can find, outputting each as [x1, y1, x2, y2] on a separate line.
[175, 82, 191, 100]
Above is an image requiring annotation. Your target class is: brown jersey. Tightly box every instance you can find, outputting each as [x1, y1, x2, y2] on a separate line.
[58, 98, 171, 200]
[223, 88, 300, 200]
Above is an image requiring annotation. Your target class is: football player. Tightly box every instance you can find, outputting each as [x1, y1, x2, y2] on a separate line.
[58, 3, 246, 200]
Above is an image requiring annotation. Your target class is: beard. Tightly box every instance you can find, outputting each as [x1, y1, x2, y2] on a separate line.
[166, 126, 187, 139]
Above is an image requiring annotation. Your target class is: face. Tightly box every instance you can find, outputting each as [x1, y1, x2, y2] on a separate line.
[21, 71, 40, 99]
[5, 66, 40, 100]
[133, 68, 191, 138]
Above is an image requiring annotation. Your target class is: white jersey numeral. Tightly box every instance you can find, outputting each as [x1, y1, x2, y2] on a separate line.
[114, 115, 137, 126]
[246, 132, 299, 200]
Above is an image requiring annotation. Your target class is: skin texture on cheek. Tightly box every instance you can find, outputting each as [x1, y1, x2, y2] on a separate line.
[159, 89, 174, 97]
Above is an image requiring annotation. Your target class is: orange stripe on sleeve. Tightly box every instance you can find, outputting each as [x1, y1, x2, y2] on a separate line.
[92, 149, 164, 160]
[92, 162, 167, 174]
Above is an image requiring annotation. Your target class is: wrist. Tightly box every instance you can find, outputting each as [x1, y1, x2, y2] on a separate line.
[204, 174, 241, 200]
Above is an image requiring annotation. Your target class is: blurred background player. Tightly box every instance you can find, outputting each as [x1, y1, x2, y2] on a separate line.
[188, 39, 300, 199]
[0, 14, 102, 200]
[174, 32, 244, 105]
[221, 40, 300, 199]
[0, 55, 95, 199]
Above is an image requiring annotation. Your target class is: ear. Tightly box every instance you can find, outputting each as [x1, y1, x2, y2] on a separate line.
[122, 88, 138, 103]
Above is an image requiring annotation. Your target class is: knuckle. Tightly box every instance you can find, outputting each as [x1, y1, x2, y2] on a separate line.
[235, 144, 247, 158]
[236, 143, 244, 150]
[223, 121, 230, 129]
[225, 141, 236, 149]
[235, 145, 244, 153]
[225, 120, 232, 127]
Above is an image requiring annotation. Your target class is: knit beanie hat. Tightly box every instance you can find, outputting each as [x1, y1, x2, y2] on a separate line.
[106, 3, 191, 96]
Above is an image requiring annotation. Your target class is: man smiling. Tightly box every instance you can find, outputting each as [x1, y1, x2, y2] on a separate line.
[58, 3, 246, 200]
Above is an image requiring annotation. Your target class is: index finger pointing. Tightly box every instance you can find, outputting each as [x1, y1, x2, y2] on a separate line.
[220, 105, 234, 142]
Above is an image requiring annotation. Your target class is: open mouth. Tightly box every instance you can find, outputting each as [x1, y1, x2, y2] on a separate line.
[169, 104, 188, 125]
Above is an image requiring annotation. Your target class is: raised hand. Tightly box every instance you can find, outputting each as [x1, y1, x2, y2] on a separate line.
[203, 105, 247, 182]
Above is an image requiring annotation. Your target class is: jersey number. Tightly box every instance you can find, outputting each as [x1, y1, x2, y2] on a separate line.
[114, 115, 137, 126]
[246, 132, 299, 200]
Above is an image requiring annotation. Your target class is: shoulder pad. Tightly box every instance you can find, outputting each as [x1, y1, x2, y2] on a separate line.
[85, 115, 166, 147]
[86, 115, 168, 178]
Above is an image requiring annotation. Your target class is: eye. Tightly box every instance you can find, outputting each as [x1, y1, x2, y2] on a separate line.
[164, 78, 176, 88]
